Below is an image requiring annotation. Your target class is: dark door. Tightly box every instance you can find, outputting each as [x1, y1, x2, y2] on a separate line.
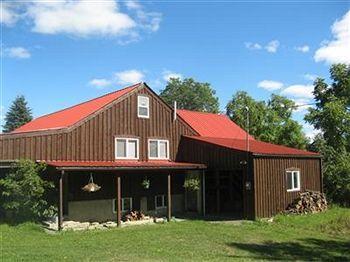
[205, 170, 243, 216]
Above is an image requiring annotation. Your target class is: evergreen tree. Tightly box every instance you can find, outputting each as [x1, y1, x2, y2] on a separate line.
[3, 95, 32, 133]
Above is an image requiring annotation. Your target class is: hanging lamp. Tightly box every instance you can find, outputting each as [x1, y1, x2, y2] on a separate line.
[82, 173, 101, 192]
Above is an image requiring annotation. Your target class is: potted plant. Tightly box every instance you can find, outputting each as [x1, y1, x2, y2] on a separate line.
[183, 175, 200, 191]
[141, 177, 150, 189]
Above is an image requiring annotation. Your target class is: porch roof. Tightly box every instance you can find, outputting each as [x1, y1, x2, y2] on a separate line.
[45, 160, 206, 171]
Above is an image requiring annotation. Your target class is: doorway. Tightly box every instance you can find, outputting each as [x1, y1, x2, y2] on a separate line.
[206, 170, 243, 217]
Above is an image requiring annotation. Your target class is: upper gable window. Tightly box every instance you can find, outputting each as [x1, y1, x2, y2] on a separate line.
[286, 170, 300, 192]
[138, 95, 149, 118]
[115, 138, 139, 159]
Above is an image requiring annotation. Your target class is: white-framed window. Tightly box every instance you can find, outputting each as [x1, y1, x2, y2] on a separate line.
[113, 197, 133, 213]
[115, 138, 139, 159]
[148, 139, 169, 159]
[286, 170, 300, 192]
[138, 95, 149, 118]
[155, 195, 167, 209]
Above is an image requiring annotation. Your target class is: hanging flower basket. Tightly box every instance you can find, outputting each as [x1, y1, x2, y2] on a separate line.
[82, 174, 101, 193]
[183, 176, 200, 191]
[141, 177, 150, 189]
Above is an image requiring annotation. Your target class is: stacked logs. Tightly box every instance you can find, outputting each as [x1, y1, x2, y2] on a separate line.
[284, 191, 327, 214]
[124, 211, 145, 221]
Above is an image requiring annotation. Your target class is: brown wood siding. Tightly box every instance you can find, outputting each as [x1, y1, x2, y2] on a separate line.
[177, 137, 255, 219]
[253, 157, 322, 218]
[0, 86, 196, 161]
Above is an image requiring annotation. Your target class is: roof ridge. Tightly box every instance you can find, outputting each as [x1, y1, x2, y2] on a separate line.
[177, 109, 224, 115]
[29, 83, 140, 122]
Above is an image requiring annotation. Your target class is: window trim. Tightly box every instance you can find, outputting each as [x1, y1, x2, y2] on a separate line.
[137, 95, 150, 119]
[148, 139, 170, 160]
[286, 170, 301, 192]
[115, 137, 139, 160]
[112, 197, 133, 213]
[155, 195, 167, 209]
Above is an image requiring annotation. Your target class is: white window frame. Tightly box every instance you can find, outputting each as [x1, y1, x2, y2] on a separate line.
[112, 197, 133, 213]
[115, 137, 139, 160]
[137, 95, 150, 119]
[155, 195, 167, 209]
[286, 170, 301, 192]
[148, 139, 170, 160]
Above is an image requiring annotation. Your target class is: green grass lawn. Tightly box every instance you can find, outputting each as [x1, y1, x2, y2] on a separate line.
[1, 207, 349, 261]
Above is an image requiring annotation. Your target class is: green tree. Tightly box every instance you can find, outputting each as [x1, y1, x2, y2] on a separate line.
[160, 78, 220, 113]
[226, 91, 307, 149]
[3, 95, 33, 133]
[305, 64, 350, 205]
[0, 160, 56, 222]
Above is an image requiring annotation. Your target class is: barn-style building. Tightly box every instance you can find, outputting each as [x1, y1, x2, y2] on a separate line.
[0, 83, 322, 229]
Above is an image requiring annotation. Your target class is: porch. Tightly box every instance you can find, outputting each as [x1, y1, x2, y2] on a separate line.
[46, 161, 206, 230]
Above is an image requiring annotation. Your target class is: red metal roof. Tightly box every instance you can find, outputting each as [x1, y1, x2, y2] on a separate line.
[12, 83, 140, 134]
[177, 109, 254, 140]
[185, 136, 319, 156]
[45, 160, 206, 169]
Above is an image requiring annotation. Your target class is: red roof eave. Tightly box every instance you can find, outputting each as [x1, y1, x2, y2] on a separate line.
[44, 160, 206, 170]
[184, 135, 320, 157]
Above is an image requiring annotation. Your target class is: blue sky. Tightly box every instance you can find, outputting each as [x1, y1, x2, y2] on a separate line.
[1, 1, 349, 137]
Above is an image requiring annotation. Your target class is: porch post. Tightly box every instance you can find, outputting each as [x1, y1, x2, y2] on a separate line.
[202, 170, 206, 216]
[216, 170, 220, 213]
[167, 174, 172, 222]
[116, 175, 121, 227]
[58, 170, 64, 231]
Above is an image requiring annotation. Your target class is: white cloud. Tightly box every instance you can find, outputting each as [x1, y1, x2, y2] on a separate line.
[162, 70, 183, 81]
[303, 74, 318, 81]
[27, 1, 135, 37]
[245, 40, 280, 53]
[280, 84, 314, 99]
[3, 47, 31, 59]
[1, 1, 161, 41]
[265, 40, 280, 53]
[303, 123, 319, 140]
[314, 10, 350, 64]
[257, 80, 284, 91]
[292, 98, 313, 113]
[0, 3, 20, 26]
[114, 69, 144, 85]
[125, 0, 142, 10]
[89, 78, 112, 89]
[295, 45, 310, 53]
[244, 42, 262, 50]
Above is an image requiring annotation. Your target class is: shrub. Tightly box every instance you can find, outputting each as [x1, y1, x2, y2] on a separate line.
[184, 175, 200, 191]
[0, 160, 56, 222]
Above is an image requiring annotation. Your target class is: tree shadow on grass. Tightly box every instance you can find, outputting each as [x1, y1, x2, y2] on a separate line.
[227, 238, 350, 261]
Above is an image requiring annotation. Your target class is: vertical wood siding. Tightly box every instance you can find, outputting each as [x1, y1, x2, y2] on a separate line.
[0, 87, 196, 161]
[253, 157, 322, 218]
[177, 137, 255, 219]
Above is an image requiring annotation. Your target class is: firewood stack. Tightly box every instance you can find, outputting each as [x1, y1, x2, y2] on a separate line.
[284, 191, 327, 214]
[124, 211, 145, 221]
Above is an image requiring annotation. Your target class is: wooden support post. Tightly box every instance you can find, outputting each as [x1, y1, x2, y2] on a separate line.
[116, 175, 121, 227]
[58, 170, 64, 231]
[167, 174, 171, 222]
[216, 170, 220, 213]
[202, 170, 206, 216]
